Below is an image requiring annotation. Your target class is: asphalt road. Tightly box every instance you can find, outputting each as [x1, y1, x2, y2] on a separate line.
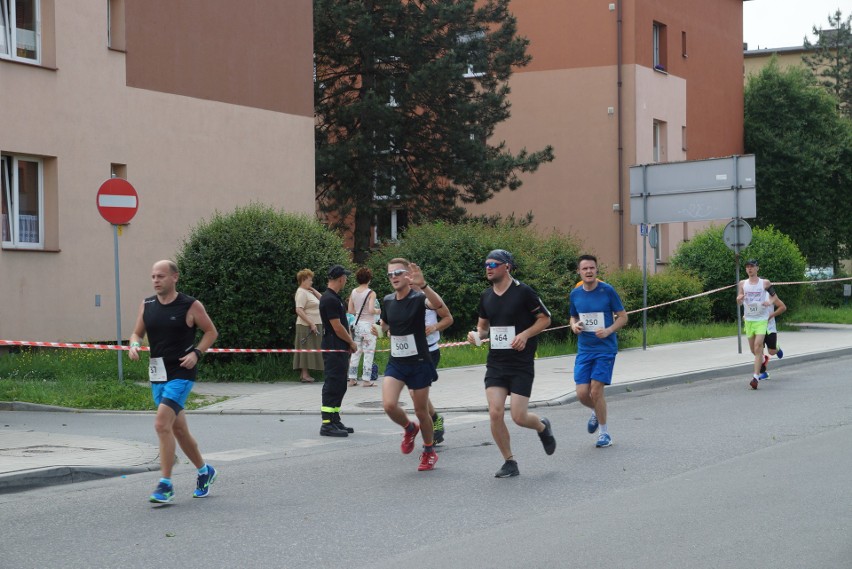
[1, 356, 850, 569]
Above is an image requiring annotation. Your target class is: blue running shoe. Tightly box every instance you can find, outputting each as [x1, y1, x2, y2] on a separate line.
[193, 465, 217, 498]
[758, 372, 770, 380]
[150, 481, 174, 503]
[776, 348, 784, 359]
[587, 414, 599, 434]
[595, 432, 612, 448]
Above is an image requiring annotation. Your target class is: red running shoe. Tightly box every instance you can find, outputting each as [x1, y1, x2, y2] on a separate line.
[418, 450, 438, 471]
[749, 377, 759, 390]
[760, 355, 769, 374]
[401, 423, 420, 454]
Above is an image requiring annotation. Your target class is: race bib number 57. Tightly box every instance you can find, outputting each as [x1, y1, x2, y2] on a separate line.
[148, 357, 168, 383]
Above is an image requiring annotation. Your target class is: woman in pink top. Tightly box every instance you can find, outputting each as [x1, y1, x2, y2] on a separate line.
[347, 267, 380, 386]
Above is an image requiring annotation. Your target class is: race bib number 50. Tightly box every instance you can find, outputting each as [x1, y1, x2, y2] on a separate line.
[148, 357, 168, 383]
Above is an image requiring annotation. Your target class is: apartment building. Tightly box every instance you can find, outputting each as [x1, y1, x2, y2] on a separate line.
[1, 0, 314, 342]
[466, 0, 747, 270]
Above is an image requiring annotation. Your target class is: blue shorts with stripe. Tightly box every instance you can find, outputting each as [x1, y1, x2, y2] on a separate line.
[573, 352, 617, 385]
[151, 379, 194, 412]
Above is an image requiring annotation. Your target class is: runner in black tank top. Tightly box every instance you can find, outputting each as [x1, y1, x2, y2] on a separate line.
[129, 260, 219, 503]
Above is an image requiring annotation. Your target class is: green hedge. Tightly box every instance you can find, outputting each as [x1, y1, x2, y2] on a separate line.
[669, 225, 807, 321]
[365, 221, 584, 337]
[604, 268, 711, 327]
[175, 204, 352, 350]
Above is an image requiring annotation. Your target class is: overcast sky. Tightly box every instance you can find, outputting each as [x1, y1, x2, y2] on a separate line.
[743, 0, 847, 50]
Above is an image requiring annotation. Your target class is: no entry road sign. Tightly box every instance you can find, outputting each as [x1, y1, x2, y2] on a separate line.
[97, 178, 138, 225]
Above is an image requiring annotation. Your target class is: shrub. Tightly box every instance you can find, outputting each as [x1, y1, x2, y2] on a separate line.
[365, 221, 584, 337]
[801, 267, 850, 308]
[175, 204, 351, 351]
[604, 268, 712, 327]
[669, 224, 807, 321]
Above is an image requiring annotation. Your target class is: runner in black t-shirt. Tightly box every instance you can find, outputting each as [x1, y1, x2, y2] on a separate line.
[467, 250, 556, 478]
[380, 258, 448, 472]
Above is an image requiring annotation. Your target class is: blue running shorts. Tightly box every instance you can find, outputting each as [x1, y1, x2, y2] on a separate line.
[574, 352, 616, 386]
[151, 379, 194, 412]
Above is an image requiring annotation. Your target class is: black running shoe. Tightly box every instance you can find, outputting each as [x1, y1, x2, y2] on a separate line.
[495, 459, 520, 478]
[538, 417, 556, 455]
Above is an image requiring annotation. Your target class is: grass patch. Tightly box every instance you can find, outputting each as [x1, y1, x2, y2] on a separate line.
[0, 306, 845, 410]
[0, 348, 214, 410]
[786, 303, 852, 325]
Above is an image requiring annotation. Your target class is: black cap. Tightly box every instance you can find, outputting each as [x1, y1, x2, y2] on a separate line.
[486, 249, 515, 270]
[328, 265, 352, 279]
[745, 259, 759, 266]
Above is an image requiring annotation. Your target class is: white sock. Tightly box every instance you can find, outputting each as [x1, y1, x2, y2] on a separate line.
[600, 424, 608, 435]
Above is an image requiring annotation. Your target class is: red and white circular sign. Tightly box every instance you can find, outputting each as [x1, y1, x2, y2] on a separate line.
[96, 178, 138, 225]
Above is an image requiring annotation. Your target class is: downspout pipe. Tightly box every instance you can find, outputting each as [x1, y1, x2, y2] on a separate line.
[617, 0, 625, 268]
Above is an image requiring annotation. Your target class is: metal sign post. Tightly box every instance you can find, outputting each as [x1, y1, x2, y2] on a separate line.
[724, 217, 752, 354]
[630, 155, 757, 354]
[97, 178, 139, 381]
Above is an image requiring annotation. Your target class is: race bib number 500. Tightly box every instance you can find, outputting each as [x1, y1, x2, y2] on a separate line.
[391, 334, 418, 357]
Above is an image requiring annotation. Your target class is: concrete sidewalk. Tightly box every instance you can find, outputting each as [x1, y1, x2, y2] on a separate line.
[2, 325, 850, 493]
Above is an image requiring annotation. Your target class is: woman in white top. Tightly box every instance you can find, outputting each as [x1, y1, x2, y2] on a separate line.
[347, 267, 380, 386]
[293, 269, 323, 382]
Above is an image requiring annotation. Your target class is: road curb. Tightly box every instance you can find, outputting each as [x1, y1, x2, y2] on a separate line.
[0, 465, 158, 494]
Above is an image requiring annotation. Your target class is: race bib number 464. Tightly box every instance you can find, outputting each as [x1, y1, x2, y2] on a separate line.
[490, 326, 516, 349]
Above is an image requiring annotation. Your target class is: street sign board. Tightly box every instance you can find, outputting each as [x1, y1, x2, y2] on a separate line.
[723, 218, 752, 253]
[97, 178, 138, 225]
[629, 155, 756, 225]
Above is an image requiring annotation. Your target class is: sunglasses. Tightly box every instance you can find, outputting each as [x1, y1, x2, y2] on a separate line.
[484, 261, 505, 269]
[387, 269, 409, 278]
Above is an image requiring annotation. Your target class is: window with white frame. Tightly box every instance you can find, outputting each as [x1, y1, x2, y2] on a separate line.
[652, 21, 666, 72]
[0, 0, 40, 63]
[1, 154, 44, 248]
[652, 119, 667, 163]
[458, 30, 486, 78]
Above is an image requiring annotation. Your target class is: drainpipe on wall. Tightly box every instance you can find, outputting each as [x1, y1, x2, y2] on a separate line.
[616, 0, 625, 268]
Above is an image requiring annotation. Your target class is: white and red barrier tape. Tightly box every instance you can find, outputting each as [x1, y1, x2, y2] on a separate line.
[2, 277, 848, 353]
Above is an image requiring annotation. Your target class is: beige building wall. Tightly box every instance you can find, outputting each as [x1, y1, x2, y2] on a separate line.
[744, 47, 813, 79]
[0, 0, 314, 342]
[467, 0, 746, 272]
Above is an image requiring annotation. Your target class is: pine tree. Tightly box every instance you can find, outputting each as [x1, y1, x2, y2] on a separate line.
[314, 0, 554, 261]
[803, 9, 852, 117]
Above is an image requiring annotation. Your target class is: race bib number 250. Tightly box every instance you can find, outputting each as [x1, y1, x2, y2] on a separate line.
[579, 312, 605, 332]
